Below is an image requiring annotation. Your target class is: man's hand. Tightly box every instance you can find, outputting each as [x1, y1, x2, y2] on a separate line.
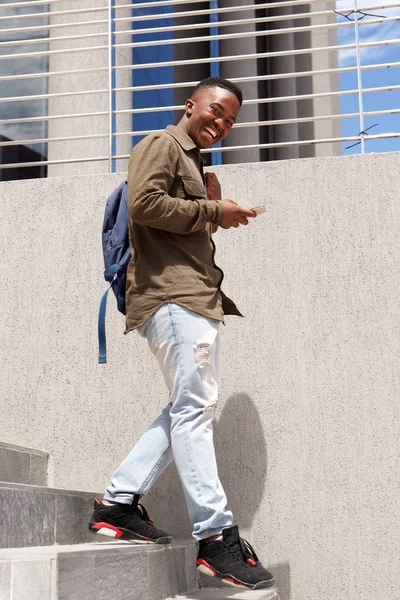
[220, 200, 256, 229]
[205, 172, 222, 200]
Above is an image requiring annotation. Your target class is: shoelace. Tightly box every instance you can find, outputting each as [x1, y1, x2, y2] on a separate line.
[128, 493, 155, 526]
[137, 503, 155, 526]
[241, 538, 259, 567]
[227, 536, 260, 568]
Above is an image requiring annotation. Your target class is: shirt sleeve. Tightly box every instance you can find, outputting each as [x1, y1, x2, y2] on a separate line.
[128, 134, 224, 234]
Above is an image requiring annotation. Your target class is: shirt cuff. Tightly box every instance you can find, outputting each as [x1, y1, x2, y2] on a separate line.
[207, 200, 224, 226]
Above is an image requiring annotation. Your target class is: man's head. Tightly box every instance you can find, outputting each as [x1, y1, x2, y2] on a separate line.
[178, 77, 243, 149]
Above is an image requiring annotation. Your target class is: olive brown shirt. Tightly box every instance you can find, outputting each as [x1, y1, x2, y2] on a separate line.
[124, 125, 242, 334]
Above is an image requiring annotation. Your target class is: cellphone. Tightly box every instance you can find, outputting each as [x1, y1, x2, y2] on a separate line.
[251, 205, 266, 216]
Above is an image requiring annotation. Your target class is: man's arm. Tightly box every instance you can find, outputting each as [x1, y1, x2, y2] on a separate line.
[128, 134, 223, 235]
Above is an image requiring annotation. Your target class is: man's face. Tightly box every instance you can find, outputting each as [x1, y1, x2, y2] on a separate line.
[184, 86, 241, 149]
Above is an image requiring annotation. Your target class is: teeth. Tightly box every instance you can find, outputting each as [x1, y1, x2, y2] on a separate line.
[205, 127, 217, 139]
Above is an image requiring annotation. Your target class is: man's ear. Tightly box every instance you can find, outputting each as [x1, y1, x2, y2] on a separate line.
[185, 98, 195, 116]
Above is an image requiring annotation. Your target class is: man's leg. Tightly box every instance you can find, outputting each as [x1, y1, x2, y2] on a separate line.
[88, 401, 174, 543]
[146, 304, 274, 590]
[104, 402, 173, 502]
[89, 314, 176, 543]
[146, 303, 233, 541]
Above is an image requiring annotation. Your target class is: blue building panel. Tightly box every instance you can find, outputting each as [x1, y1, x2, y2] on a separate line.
[131, 3, 174, 145]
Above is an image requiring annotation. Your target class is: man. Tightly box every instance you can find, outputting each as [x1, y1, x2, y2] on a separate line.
[89, 77, 275, 591]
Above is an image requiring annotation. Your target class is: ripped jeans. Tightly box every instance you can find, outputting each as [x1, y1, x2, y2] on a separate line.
[104, 303, 233, 540]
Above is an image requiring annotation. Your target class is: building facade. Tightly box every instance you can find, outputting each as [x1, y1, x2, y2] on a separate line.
[1, 0, 341, 180]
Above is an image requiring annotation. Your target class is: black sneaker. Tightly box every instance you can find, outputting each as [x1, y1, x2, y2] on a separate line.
[88, 495, 172, 544]
[197, 525, 275, 590]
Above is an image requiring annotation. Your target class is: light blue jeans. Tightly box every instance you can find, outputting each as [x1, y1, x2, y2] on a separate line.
[104, 303, 233, 540]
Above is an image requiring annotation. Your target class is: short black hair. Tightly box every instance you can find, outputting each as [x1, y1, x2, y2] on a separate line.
[192, 77, 243, 107]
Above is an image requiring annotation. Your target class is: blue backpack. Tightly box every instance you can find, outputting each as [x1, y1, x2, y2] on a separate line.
[98, 181, 131, 364]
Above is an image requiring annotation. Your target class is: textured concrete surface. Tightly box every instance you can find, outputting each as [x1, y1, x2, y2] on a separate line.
[0, 483, 99, 548]
[149, 544, 188, 600]
[11, 560, 52, 600]
[1, 153, 400, 600]
[0, 541, 197, 600]
[0, 486, 57, 548]
[57, 550, 149, 600]
[0, 561, 11, 600]
[0, 442, 48, 486]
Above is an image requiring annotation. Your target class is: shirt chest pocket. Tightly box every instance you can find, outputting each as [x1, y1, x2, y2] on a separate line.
[181, 177, 206, 200]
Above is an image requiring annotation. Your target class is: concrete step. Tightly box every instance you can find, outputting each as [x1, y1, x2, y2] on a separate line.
[0, 442, 48, 486]
[0, 482, 100, 548]
[168, 589, 279, 600]
[0, 540, 198, 600]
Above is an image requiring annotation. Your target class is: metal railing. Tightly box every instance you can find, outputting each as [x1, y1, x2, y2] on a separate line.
[0, 0, 399, 178]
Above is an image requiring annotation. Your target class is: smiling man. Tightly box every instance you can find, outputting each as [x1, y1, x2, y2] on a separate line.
[88, 78, 275, 591]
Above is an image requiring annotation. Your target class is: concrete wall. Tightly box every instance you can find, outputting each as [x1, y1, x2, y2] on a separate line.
[1, 153, 399, 600]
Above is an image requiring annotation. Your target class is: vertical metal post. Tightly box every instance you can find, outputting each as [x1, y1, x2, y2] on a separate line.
[108, 0, 116, 172]
[108, 0, 113, 172]
[210, 0, 220, 79]
[210, 0, 222, 165]
[353, 0, 365, 153]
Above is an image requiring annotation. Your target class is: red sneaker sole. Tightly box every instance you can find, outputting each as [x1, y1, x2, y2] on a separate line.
[88, 522, 171, 544]
[196, 559, 275, 590]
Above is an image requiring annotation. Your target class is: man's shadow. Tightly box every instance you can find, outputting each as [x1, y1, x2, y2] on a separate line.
[213, 392, 267, 528]
[146, 393, 266, 535]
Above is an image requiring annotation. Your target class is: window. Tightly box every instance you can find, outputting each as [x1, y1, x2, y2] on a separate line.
[0, 1, 49, 181]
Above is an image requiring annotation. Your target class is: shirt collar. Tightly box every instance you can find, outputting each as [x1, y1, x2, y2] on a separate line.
[165, 125, 198, 152]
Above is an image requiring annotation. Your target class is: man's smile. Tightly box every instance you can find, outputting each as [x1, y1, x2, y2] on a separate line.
[204, 126, 219, 141]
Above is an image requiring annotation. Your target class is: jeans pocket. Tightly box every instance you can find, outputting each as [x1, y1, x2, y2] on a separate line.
[138, 312, 161, 355]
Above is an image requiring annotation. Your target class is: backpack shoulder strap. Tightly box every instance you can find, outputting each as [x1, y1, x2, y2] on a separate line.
[98, 286, 111, 364]
[98, 181, 129, 364]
